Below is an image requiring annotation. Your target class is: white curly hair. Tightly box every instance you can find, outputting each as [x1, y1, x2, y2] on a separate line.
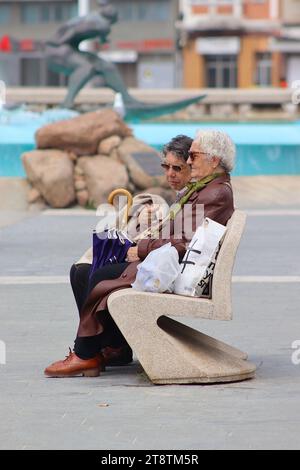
[194, 129, 236, 173]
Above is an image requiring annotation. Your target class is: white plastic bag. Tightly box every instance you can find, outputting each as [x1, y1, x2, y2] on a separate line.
[132, 243, 181, 293]
[173, 218, 227, 297]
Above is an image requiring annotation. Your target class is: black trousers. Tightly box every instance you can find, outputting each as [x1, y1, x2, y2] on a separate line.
[70, 262, 129, 359]
[70, 263, 91, 314]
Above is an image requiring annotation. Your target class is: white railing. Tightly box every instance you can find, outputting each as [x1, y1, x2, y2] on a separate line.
[5, 87, 294, 106]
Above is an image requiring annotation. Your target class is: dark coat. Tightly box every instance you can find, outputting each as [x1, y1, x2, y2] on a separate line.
[77, 172, 234, 336]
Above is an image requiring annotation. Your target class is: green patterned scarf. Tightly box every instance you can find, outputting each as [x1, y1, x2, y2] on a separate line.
[169, 172, 222, 220]
[135, 172, 222, 240]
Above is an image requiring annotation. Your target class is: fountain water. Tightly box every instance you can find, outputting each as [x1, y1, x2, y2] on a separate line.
[0, 106, 300, 177]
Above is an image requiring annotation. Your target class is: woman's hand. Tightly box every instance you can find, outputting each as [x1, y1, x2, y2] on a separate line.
[126, 246, 140, 262]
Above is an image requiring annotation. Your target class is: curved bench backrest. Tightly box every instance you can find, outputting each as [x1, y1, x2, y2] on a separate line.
[211, 210, 246, 320]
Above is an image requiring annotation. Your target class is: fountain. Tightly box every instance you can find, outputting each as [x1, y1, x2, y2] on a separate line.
[0, 0, 300, 182]
[1, 105, 300, 178]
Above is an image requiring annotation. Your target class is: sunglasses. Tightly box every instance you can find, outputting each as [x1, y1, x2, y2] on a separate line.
[161, 163, 184, 173]
[187, 151, 209, 162]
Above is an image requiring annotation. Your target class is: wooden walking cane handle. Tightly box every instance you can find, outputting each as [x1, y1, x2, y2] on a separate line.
[107, 188, 133, 225]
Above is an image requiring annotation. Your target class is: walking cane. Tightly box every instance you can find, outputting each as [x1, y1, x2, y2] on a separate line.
[107, 188, 133, 229]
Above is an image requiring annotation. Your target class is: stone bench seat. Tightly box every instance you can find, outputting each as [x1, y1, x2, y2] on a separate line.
[108, 210, 256, 384]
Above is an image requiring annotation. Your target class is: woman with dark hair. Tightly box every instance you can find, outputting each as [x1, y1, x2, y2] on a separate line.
[161, 134, 193, 192]
[46, 135, 193, 377]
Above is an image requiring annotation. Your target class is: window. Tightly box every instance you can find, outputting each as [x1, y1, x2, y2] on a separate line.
[54, 4, 64, 21]
[113, 0, 170, 22]
[141, 1, 169, 21]
[0, 5, 11, 25]
[116, 63, 137, 88]
[21, 58, 42, 86]
[191, 0, 265, 4]
[21, 57, 68, 86]
[47, 68, 68, 86]
[255, 52, 272, 86]
[21, 4, 40, 24]
[117, 2, 134, 21]
[21, 2, 77, 24]
[41, 5, 51, 22]
[190, 0, 235, 4]
[56, 3, 77, 22]
[206, 55, 237, 88]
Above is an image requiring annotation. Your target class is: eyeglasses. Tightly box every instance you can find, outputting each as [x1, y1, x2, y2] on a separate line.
[187, 151, 209, 162]
[161, 163, 184, 173]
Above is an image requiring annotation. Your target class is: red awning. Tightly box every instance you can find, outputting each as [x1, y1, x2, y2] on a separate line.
[0, 35, 12, 52]
[20, 39, 34, 51]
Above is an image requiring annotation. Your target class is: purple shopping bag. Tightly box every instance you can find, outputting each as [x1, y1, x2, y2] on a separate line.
[89, 228, 133, 280]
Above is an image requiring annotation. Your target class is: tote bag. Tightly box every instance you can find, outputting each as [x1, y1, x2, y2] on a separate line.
[173, 218, 226, 297]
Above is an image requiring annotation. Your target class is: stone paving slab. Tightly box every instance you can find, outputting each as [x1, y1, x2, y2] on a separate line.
[0, 211, 32, 229]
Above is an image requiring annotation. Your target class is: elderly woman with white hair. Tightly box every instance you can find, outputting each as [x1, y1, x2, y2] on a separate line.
[44, 129, 236, 378]
[184, 128, 235, 226]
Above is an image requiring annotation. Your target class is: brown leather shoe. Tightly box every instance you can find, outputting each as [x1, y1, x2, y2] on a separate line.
[44, 348, 105, 378]
[101, 344, 133, 367]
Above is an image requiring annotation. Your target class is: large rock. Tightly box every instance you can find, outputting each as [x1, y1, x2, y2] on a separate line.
[118, 136, 168, 190]
[74, 179, 87, 191]
[98, 135, 121, 155]
[110, 148, 121, 162]
[35, 109, 132, 156]
[76, 189, 89, 207]
[77, 156, 129, 207]
[22, 150, 75, 208]
[27, 187, 42, 204]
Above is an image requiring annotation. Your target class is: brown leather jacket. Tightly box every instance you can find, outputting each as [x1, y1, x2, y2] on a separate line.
[77, 172, 234, 337]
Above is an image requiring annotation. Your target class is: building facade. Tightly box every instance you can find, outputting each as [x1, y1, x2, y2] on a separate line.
[1, 0, 300, 90]
[270, 0, 300, 86]
[178, 0, 285, 88]
[102, 0, 179, 88]
[0, 0, 179, 88]
[0, 0, 77, 86]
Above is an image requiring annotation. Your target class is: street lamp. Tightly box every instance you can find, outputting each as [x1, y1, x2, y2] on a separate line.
[78, 0, 90, 16]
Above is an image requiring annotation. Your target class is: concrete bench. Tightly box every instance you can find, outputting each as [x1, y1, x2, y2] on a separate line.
[108, 210, 256, 384]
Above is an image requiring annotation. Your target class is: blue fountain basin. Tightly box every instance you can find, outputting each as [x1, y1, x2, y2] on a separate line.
[0, 110, 300, 177]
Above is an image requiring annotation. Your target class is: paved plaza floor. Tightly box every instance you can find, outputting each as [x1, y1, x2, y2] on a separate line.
[0, 207, 300, 450]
